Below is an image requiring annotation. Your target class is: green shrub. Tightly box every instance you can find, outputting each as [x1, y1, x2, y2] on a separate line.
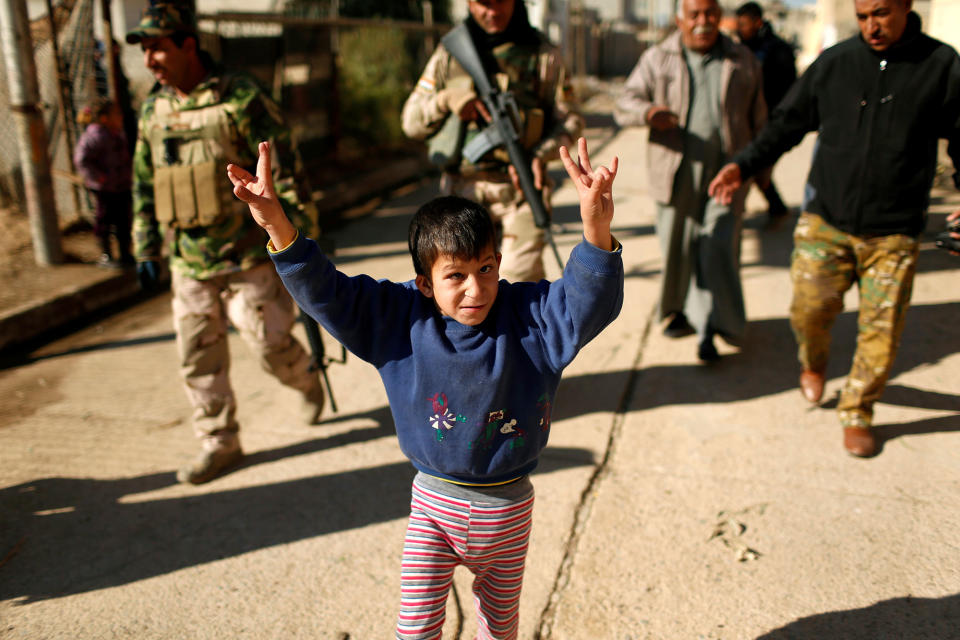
[337, 27, 419, 150]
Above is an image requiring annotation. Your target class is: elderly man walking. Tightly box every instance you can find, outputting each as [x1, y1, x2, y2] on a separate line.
[710, 0, 960, 456]
[615, 0, 765, 362]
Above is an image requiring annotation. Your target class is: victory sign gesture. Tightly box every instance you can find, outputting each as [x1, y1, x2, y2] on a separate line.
[560, 136, 619, 252]
[227, 141, 297, 250]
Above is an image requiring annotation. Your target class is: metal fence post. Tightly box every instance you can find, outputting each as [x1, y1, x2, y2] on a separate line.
[45, 0, 83, 218]
[0, 0, 63, 265]
[100, 0, 118, 101]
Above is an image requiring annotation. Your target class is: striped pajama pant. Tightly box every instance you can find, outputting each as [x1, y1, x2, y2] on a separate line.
[396, 475, 535, 640]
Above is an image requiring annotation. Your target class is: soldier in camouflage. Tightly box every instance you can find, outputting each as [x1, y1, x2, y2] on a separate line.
[127, 1, 326, 484]
[401, 0, 582, 282]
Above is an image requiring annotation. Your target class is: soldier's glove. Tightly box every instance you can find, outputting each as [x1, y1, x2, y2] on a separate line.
[137, 260, 161, 291]
[436, 87, 477, 117]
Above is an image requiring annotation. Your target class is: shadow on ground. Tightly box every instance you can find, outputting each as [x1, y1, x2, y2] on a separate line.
[755, 592, 960, 639]
[0, 413, 594, 603]
[553, 301, 959, 421]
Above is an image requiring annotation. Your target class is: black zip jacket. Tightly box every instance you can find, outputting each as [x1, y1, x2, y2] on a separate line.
[742, 22, 797, 110]
[733, 13, 960, 237]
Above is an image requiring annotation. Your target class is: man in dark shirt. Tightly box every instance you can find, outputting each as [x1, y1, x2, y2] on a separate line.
[711, 0, 960, 458]
[735, 1, 796, 229]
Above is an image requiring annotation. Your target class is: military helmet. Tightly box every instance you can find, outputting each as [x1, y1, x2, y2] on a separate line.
[125, 1, 197, 44]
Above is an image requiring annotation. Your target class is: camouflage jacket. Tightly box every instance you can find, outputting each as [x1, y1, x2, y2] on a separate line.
[400, 30, 582, 170]
[132, 62, 317, 280]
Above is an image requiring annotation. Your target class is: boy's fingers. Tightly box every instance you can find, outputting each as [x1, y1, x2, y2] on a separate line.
[233, 182, 269, 206]
[577, 137, 594, 175]
[256, 141, 272, 184]
[233, 183, 257, 203]
[560, 145, 584, 182]
[227, 163, 254, 186]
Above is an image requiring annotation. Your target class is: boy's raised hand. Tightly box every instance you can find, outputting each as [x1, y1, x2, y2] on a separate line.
[228, 141, 296, 250]
[560, 137, 618, 252]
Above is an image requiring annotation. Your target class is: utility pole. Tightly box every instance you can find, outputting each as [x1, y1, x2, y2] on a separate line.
[46, 0, 83, 218]
[100, 0, 118, 101]
[0, 0, 63, 265]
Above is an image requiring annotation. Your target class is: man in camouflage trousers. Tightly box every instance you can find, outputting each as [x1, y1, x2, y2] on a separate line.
[401, 0, 582, 282]
[127, 2, 326, 484]
[709, 0, 960, 457]
[790, 213, 918, 441]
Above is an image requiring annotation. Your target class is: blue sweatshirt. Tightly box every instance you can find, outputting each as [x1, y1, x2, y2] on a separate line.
[271, 234, 624, 485]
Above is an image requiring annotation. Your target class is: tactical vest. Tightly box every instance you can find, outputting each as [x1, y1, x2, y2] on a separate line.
[144, 75, 244, 229]
[430, 39, 550, 170]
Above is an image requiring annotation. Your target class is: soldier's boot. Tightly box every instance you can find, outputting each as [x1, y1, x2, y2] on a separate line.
[299, 382, 326, 425]
[177, 430, 243, 485]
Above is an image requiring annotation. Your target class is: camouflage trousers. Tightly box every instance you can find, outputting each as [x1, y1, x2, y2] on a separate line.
[790, 213, 919, 427]
[171, 261, 321, 441]
[441, 170, 550, 282]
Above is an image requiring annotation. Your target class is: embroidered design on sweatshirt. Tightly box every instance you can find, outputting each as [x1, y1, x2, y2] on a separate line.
[537, 393, 552, 431]
[427, 392, 465, 441]
[469, 409, 526, 451]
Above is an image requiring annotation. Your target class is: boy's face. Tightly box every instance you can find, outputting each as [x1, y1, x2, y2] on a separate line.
[415, 245, 501, 326]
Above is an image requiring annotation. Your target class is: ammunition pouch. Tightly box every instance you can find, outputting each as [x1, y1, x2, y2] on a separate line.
[146, 85, 242, 230]
[428, 115, 467, 169]
[154, 159, 223, 228]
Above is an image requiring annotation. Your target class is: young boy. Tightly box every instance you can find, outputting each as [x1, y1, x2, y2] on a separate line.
[228, 137, 622, 639]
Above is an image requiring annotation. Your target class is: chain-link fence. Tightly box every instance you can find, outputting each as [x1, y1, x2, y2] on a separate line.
[0, 2, 447, 222]
[0, 0, 101, 222]
[0, 2, 652, 229]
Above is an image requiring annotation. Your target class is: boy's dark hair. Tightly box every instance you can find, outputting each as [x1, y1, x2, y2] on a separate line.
[735, 1, 763, 19]
[408, 196, 497, 276]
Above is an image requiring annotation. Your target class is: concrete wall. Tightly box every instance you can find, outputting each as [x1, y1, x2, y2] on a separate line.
[929, 0, 960, 52]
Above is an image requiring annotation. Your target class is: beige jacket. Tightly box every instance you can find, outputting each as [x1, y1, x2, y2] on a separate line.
[614, 31, 767, 204]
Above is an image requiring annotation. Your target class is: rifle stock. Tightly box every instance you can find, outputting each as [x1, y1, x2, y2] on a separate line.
[299, 308, 339, 413]
[441, 25, 564, 270]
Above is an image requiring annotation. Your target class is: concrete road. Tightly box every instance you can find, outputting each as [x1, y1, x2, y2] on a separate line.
[1, 120, 959, 639]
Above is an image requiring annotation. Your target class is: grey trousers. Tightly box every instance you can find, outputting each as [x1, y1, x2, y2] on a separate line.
[655, 186, 746, 343]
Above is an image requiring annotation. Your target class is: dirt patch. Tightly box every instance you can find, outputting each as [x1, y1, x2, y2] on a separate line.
[0, 206, 106, 313]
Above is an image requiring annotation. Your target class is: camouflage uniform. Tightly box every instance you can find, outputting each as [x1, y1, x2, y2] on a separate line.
[401, 27, 582, 282]
[790, 213, 919, 428]
[128, 3, 324, 466]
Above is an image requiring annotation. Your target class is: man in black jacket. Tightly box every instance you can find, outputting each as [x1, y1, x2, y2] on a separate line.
[735, 1, 796, 228]
[709, 0, 960, 457]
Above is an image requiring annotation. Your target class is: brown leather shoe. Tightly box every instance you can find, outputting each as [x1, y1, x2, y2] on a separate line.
[799, 370, 825, 404]
[843, 427, 877, 458]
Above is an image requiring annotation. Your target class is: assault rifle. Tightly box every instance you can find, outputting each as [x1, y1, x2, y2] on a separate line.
[441, 24, 564, 271]
[297, 235, 345, 413]
[299, 308, 345, 413]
